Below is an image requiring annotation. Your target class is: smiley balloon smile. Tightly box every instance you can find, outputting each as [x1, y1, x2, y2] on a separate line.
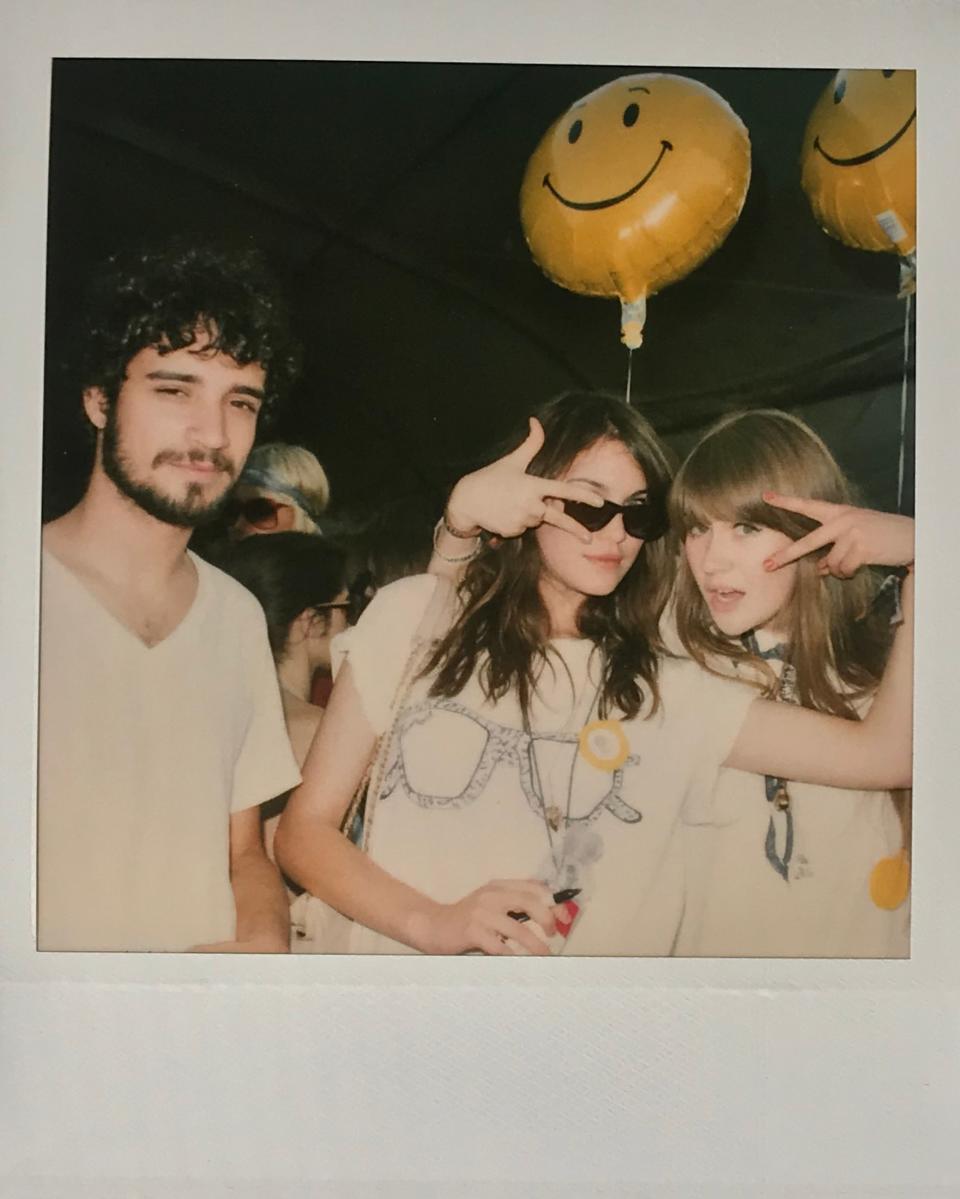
[800, 68, 916, 263]
[543, 140, 674, 210]
[814, 107, 916, 167]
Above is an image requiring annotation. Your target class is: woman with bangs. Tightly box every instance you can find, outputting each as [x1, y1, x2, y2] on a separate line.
[276, 394, 912, 957]
[669, 409, 911, 957]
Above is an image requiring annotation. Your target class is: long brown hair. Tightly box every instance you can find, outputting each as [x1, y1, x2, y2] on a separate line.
[423, 392, 676, 721]
[669, 408, 891, 718]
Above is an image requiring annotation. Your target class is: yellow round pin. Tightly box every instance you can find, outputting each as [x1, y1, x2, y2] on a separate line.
[578, 719, 629, 772]
[869, 850, 911, 910]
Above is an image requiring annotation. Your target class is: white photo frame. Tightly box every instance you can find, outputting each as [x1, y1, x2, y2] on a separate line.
[2, 1, 958, 1193]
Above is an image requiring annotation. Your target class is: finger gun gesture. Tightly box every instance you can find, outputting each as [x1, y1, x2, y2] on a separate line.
[444, 418, 604, 544]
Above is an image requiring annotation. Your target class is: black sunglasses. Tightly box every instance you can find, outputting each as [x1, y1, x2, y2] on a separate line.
[563, 494, 668, 541]
[222, 495, 292, 530]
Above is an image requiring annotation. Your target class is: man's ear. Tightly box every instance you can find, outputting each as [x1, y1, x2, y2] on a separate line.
[82, 387, 109, 431]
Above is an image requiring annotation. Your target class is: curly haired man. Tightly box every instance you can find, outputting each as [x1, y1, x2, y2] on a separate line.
[38, 240, 303, 952]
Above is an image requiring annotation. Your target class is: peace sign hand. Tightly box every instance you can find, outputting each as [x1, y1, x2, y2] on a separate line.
[444, 418, 604, 544]
[762, 492, 915, 579]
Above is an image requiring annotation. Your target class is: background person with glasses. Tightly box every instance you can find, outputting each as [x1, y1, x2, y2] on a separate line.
[217, 532, 355, 950]
[226, 442, 331, 538]
[216, 532, 350, 772]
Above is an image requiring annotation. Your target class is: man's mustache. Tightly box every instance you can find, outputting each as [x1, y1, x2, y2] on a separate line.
[152, 448, 236, 478]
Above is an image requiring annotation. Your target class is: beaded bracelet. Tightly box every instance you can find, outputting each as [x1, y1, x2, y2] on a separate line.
[442, 510, 480, 540]
[432, 518, 482, 563]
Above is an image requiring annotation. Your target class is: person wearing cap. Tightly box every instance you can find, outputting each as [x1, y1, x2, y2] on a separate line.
[227, 442, 331, 538]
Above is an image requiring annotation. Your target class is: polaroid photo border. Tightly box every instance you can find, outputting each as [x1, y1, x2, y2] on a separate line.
[2, 1, 958, 1194]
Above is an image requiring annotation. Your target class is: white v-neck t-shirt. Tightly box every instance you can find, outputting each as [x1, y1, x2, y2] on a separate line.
[37, 549, 300, 952]
[334, 575, 756, 956]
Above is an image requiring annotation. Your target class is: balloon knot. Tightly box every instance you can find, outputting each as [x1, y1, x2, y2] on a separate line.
[620, 296, 647, 350]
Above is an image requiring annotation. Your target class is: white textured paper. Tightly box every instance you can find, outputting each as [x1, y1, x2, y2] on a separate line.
[2, 2, 958, 1195]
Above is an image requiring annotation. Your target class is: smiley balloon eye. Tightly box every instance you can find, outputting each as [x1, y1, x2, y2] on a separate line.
[882, 69, 896, 78]
[833, 76, 847, 104]
[568, 119, 583, 144]
[622, 102, 639, 127]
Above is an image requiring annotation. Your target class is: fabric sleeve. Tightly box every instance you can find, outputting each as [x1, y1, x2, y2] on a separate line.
[230, 595, 302, 813]
[333, 573, 443, 736]
[667, 658, 758, 824]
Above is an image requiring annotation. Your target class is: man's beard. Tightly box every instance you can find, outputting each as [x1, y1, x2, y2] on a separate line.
[101, 407, 238, 529]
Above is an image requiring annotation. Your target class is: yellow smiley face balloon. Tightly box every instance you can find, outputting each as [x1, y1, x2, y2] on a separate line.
[520, 73, 751, 348]
[801, 69, 916, 264]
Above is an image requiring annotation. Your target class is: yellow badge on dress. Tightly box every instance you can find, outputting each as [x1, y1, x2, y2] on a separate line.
[869, 850, 911, 910]
[578, 719, 629, 772]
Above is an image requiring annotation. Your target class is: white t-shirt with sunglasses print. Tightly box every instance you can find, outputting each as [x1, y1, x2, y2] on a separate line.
[332, 574, 756, 956]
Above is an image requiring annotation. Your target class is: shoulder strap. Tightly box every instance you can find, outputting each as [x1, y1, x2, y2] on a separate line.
[340, 577, 457, 843]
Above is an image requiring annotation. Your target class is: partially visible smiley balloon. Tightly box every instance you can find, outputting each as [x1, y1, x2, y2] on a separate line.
[801, 69, 916, 292]
[520, 73, 751, 348]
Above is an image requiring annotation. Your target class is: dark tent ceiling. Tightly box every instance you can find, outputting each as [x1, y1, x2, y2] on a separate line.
[42, 58, 915, 526]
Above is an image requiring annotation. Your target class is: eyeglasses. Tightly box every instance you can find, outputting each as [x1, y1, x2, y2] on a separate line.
[563, 494, 668, 541]
[312, 600, 352, 622]
[224, 495, 293, 531]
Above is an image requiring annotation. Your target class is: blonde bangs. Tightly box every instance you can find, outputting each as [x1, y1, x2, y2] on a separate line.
[670, 472, 783, 538]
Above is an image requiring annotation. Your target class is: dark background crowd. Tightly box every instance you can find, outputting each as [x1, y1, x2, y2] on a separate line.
[42, 59, 914, 534]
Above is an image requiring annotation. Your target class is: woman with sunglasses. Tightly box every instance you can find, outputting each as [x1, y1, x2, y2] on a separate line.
[275, 393, 912, 956]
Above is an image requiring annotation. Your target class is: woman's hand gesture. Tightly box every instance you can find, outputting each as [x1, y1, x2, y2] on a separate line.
[444, 418, 603, 544]
[762, 492, 915, 578]
[416, 878, 560, 956]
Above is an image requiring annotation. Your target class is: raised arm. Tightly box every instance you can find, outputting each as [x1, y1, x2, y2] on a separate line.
[429, 417, 603, 579]
[726, 496, 914, 789]
[274, 662, 557, 955]
[728, 570, 912, 787]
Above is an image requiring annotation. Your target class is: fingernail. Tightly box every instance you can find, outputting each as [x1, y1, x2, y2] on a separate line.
[555, 901, 580, 938]
[762, 491, 776, 501]
[763, 558, 775, 571]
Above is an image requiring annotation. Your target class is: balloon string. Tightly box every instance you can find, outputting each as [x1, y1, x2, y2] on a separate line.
[625, 349, 634, 406]
[896, 293, 912, 513]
